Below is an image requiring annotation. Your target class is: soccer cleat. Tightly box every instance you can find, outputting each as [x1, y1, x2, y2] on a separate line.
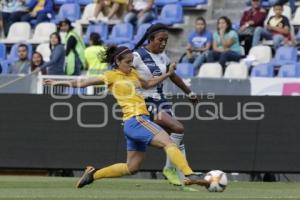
[163, 168, 182, 186]
[76, 166, 96, 188]
[184, 174, 210, 187]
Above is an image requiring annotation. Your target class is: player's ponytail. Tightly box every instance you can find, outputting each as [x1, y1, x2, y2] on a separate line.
[134, 23, 169, 50]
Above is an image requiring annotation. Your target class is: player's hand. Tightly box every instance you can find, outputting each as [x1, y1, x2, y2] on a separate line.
[187, 92, 199, 104]
[167, 63, 176, 76]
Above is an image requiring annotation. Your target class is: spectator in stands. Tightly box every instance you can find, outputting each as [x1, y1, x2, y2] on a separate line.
[20, 0, 54, 25]
[84, 32, 108, 76]
[124, 0, 155, 28]
[181, 17, 212, 75]
[31, 52, 47, 74]
[1, 0, 29, 36]
[239, 0, 267, 55]
[92, 0, 127, 23]
[207, 16, 241, 70]
[270, 0, 296, 13]
[10, 44, 31, 74]
[59, 19, 85, 75]
[252, 3, 291, 50]
[40, 32, 65, 75]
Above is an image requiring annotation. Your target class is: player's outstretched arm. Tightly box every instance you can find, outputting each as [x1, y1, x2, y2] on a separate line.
[44, 76, 106, 88]
[139, 63, 176, 89]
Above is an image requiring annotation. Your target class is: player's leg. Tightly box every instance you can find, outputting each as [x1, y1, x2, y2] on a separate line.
[76, 151, 145, 188]
[154, 111, 186, 185]
[149, 129, 209, 187]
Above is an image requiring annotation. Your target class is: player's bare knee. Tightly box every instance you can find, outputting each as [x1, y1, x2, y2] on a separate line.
[171, 124, 184, 134]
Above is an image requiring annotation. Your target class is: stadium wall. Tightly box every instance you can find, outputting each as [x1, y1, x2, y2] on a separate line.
[0, 94, 300, 173]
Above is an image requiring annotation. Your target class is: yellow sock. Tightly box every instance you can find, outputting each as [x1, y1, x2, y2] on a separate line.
[93, 163, 130, 180]
[164, 144, 193, 176]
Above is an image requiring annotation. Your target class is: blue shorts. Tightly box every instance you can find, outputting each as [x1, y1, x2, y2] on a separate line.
[123, 115, 164, 152]
[145, 97, 173, 121]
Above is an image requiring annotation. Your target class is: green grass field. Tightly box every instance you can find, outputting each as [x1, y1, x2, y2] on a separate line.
[0, 176, 300, 200]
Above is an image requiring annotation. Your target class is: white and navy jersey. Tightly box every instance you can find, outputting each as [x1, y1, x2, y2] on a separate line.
[133, 48, 171, 100]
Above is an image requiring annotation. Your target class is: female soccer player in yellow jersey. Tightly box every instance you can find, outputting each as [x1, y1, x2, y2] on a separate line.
[44, 46, 210, 189]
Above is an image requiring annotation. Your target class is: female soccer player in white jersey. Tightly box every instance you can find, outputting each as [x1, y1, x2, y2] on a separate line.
[133, 23, 198, 187]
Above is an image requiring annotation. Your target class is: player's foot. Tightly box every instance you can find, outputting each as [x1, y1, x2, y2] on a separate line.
[184, 174, 210, 187]
[163, 168, 182, 186]
[76, 166, 96, 188]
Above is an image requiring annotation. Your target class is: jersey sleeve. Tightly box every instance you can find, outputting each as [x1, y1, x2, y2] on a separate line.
[133, 52, 142, 70]
[99, 71, 114, 86]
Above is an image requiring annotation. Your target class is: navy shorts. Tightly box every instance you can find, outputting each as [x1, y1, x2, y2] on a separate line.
[145, 97, 173, 121]
[123, 115, 164, 152]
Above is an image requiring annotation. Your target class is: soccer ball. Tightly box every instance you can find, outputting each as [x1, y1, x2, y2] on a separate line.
[204, 170, 228, 192]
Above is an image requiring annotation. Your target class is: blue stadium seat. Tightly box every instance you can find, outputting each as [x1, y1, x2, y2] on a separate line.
[180, 0, 207, 6]
[54, 3, 81, 23]
[0, 60, 9, 74]
[77, 0, 93, 5]
[83, 23, 109, 44]
[0, 43, 6, 61]
[251, 63, 274, 77]
[133, 23, 151, 45]
[278, 63, 300, 77]
[105, 23, 134, 45]
[154, 0, 179, 6]
[54, 0, 75, 5]
[270, 46, 298, 67]
[152, 4, 184, 25]
[176, 63, 194, 78]
[246, 0, 270, 7]
[232, 21, 240, 31]
[118, 43, 135, 50]
[7, 43, 33, 63]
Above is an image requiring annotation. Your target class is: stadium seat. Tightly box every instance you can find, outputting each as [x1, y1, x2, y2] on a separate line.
[105, 23, 134, 45]
[232, 21, 240, 31]
[270, 46, 298, 67]
[251, 63, 274, 77]
[176, 63, 194, 78]
[278, 63, 300, 77]
[261, 0, 271, 7]
[154, 0, 179, 6]
[179, 0, 207, 7]
[54, 0, 75, 5]
[224, 62, 248, 79]
[54, 3, 81, 23]
[246, 0, 270, 7]
[36, 43, 51, 62]
[7, 43, 33, 63]
[0, 43, 6, 61]
[0, 22, 31, 44]
[83, 23, 109, 44]
[152, 4, 184, 26]
[28, 23, 57, 44]
[197, 63, 223, 78]
[76, 3, 96, 25]
[132, 23, 151, 45]
[118, 43, 135, 50]
[248, 45, 272, 66]
[0, 60, 9, 74]
[292, 7, 300, 25]
[77, 0, 93, 5]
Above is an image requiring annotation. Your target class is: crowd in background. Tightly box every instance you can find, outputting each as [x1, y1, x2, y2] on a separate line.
[0, 0, 299, 76]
